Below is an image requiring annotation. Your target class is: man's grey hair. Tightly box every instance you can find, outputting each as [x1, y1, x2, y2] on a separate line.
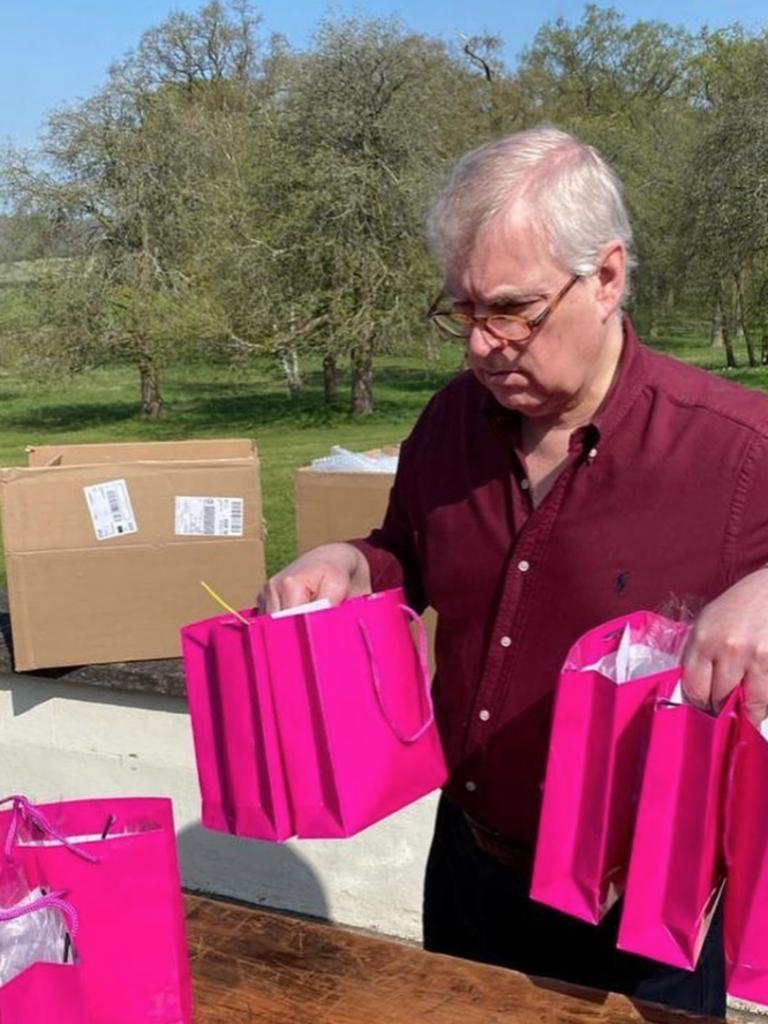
[427, 126, 636, 291]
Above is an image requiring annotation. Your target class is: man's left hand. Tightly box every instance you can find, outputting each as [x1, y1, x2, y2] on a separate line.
[682, 567, 768, 724]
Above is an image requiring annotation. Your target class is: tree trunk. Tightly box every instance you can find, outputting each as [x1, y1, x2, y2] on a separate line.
[741, 322, 758, 367]
[280, 346, 302, 395]
[721, 322, 738, 369]
[139, 357, 164, 419]
[350, 345, 374, 415]
[322, 352, 338, 404]
[735, 273, 758, 367]
[761, 333, 768, 366]
[710, 299, 724, 348]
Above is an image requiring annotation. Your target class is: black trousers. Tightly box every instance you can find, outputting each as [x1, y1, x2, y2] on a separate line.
[423, 796, 726, 1018]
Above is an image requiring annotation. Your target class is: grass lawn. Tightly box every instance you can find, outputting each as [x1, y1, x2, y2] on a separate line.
[0, 329, 764, 586]
[0, 345, 461, 582]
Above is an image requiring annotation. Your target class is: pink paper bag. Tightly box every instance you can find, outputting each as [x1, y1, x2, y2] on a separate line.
[724, 704, 768, 1002]
[531, 611, 687, 923]
[0, 891, 87, 1023]
[0, 962, 87, 1023]
[0, 795, 192, 1024]
[182, 588, 447, 840]
[181, 609, 293, 841]
[617, 687, 739, 969]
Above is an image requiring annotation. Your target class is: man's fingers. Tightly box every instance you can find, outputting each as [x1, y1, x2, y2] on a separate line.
[709, 647, 746, 713]
[257, 575, 313, 615]
[314, 570, 352, 606]
[743, 664, 768, 726]
[681, 645, 714, 711]
[255, 544, 362, 616]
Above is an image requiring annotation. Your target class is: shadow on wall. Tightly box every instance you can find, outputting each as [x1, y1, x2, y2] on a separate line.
[1, 673, 189, 718]
[177, 821, 330, 921]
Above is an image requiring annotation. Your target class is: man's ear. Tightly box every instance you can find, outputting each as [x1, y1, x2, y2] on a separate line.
[594, 241, 627, 321]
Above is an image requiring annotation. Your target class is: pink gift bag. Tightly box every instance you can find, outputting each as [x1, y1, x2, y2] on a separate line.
[0, 795, 193, 1024]
[0, 891, 87, 1023]
[180, 608, 293, 841]
[531, 611, 687, 923]
[182, 588, 447, 840]
[617, 687, 739, 969]
[724, 704, 768, 1002]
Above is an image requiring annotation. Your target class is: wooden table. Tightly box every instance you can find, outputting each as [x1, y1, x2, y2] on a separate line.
[185, 894, 719, 1023]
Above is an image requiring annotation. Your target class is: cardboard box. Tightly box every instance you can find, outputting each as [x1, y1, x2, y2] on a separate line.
[295, 457, 437, 671]
[2, 438, 265, 670]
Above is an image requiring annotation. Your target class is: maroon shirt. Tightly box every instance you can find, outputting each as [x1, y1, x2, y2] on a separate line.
[352, 320, 768, 845]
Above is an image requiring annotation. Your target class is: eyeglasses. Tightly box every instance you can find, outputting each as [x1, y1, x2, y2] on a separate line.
[428, 274, 582, 344]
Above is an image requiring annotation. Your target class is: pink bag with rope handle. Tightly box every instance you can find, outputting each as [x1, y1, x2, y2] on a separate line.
[531, 611, 689, 923]
[724, 701, 768, 1003]
[0, 796, 192, 1024]
[617, 685, 739, 969]
[181, 587, 447, 840]
[0, 890, 87, 1023]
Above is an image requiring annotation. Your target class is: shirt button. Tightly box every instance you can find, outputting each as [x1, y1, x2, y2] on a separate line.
[479, 709, 490, 722]
[500, 635, 512, 648]
[465, 780, 477, 793]
[587, 447, 598, 461]
[520, 478, 530, 490]
[517, 560, 530, 572]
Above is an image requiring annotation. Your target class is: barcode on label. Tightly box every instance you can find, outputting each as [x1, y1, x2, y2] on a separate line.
[175, 496, 245, 537]
[203, 502, 216, 535]
[83, 479, 138, 541]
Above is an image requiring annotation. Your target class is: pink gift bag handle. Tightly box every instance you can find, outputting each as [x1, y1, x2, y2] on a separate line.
[358, 604, 435, 745]
[0, 797, 97, 865]
[0, 889, 79, 937]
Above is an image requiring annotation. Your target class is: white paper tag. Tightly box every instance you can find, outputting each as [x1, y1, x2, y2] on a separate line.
[174, 496, 244, 537]
[271, 598, 332, 619]
[83, 479, 138, 540]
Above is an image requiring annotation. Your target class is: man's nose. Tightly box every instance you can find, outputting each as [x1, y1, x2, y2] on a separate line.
[467, 320, 506, 356]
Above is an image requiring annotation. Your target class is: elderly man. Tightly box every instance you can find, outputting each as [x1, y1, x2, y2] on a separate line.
[259, 127, 768, 1017]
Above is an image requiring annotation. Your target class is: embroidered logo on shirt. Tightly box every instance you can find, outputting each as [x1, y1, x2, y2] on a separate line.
[614, 571, 629, 595]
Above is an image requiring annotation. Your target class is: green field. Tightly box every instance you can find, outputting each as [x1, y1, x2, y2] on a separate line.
[0, 347, 460, 582]
[0, 331, 763, 585]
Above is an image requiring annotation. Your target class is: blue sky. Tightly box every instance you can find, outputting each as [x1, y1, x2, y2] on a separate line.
[2, 0, 767, 149]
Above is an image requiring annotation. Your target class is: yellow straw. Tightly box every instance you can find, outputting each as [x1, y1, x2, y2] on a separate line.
[199, 580, 249, 625]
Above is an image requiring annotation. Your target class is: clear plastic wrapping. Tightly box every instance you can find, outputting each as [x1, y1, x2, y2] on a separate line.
[0, 865, 74, 986]
[576, 615, 690, 684]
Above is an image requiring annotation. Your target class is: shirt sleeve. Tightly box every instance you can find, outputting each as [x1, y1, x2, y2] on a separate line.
[726, 429, 768, 585]
[348, 423, 429, 613]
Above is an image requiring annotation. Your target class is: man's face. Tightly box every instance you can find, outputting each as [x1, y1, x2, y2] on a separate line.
[447, 201, 615, 422]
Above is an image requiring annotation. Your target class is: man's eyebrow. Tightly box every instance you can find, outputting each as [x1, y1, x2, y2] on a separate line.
[449, 290, 544, 308]
[448, 290, 544, 305]
[484, 289, 545, 307]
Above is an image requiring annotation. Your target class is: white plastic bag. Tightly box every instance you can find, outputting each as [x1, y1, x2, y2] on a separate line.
[580, 617, 689, 684]
[0, 866, 75, 985]
[310, 445, 399, 474]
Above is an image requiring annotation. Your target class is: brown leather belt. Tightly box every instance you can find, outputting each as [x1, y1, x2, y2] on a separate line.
[463, 811, 535, 871]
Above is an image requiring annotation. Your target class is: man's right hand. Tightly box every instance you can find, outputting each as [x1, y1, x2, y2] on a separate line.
[257, 542, 372, 614]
